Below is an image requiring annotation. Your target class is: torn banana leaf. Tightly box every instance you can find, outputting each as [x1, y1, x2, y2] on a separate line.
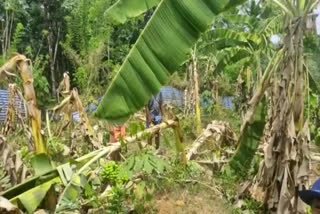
[96, 0, 247, 123]
[10, 177, 61, 214]
[0, 151, 100, 213]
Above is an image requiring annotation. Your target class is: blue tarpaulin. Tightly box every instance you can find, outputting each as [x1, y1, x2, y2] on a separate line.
[72, 87, 234, 122]
[0, 89, 26, 122]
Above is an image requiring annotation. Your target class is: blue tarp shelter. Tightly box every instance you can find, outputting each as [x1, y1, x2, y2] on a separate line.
[0, 89, 26, 122]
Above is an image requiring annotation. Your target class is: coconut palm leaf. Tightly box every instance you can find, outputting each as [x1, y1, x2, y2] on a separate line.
[105, 0, 160, 24]
[96, 0, 247, 122]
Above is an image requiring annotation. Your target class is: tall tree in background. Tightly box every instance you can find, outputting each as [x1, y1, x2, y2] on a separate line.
[42, 0, 65, 96]
[62, 0, 114, 96]
[0, 0, 27, 59]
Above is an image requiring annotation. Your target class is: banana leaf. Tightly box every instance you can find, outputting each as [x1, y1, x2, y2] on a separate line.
[227, 100, 267, 176]
[0, 150, 101, 213]
[31, 154, 53, 176]
[209, 29, 262, 45]
[222, 14, 258, 27]
[105, 0, 160, 24]
[10, 177, 61, 214]
[96, 0, 247, 122]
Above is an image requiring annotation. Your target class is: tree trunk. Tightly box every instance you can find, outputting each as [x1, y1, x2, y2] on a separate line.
[256, 16, 310, 214]
[43, 0, 57, 96]
[47, 33, 56, 96]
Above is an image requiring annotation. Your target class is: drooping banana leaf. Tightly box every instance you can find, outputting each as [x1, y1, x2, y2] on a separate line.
[227, 100, 267, 176]
[215, 47, 253, 72]
[209, 29, 262, 45]
[96, 0, 247, 122]
[105, 0, 160, 24]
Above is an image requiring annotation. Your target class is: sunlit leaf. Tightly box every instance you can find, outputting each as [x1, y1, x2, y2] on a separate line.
[96, 0, 247, 122]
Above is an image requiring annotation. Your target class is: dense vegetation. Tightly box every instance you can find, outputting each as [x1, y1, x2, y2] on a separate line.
[0, 0, 320, 213]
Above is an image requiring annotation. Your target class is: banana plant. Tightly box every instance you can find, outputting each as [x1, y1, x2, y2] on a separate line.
[0, 55, 47, 154]
[95, 0, 247, 123]
[254, 0, 319, 213]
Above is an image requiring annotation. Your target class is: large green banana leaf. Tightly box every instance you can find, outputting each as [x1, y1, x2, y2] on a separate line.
[105, 0, 160, 24]
[96, 0, 247, 122]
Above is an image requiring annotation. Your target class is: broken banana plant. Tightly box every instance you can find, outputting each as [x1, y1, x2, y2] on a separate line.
[56, 72, 70, 102]
[0, 135, 28, 188]
[187, 121, 237, 161]
[255, 1, 317, 213]
[52, 89, 101, 148]
[0, 55, 46, 154]
[0, 119, 184, 213]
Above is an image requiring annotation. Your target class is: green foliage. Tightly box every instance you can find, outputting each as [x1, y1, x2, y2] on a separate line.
[32, 55, 50, 107]
[128, 121, 146, 136]
[100, 156, 162, 213]
[10, 22, 24, 55]
[216, 171, 240, 200]
[167, 160, 202, 181]
[74, 66, 88, 91]
[107, 184, 129, 213]
[180, 116, 198, 139]
[123, 150, 169, 178]
[62, 0, 114, 94]
[47, 137, 66, 161]
[231, 199, 264, 214]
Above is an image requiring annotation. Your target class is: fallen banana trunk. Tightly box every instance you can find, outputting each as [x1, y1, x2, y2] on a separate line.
[2, 119, 185, 213]
[186, 121, 237, 160]
[56, 119, 185, 212]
